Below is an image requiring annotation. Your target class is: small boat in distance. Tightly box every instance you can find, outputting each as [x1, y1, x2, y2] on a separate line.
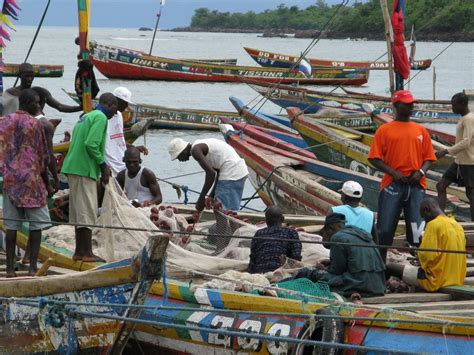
[89, 43, 370, 85]
[244, 46, 432, 70]
[2, 63, 64, 77]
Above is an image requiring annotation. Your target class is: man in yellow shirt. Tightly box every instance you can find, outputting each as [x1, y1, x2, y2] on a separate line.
[387, 197, 466, 291]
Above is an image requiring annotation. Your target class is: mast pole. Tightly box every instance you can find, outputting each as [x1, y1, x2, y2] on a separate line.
[380, 0, 395, 94]
[77, 0, 92, 112]
[149, 5, 163, 56]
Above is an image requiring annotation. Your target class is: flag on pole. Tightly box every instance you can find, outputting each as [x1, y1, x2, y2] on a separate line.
[160, 0, 166, 6]
[391, 0, 410, 82]
[298, 58, 312, 78]
[0, 0, 21, 95]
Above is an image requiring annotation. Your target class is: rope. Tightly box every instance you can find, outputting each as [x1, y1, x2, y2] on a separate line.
[1, 215, 472, 255]
[65, 309, 417, 354]
[13, 0, 51, 87]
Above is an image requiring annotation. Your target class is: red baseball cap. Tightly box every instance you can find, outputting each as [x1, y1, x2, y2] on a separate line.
[391, 90, 416, 104]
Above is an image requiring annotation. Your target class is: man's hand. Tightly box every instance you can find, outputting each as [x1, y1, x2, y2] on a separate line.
[205, 196, 214, 209]
[195, 196, 205, 212]
[408, 170, 423, 186]
[131, 199, 142, 208]
[46, 184, 56, 198]
[100, 164, 111, 186]
[435, 149, 448, 159]
[135, 145, 149, 155]
[391, 170, 408, 184]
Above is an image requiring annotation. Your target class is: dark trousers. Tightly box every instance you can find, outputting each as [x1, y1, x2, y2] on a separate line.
[377, 182, 425, 251]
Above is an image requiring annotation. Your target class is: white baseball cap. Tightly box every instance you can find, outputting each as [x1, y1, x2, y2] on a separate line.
[113, 87, 134, 104]
[168, 138, 189, 160]
[340, 180, 363, 198]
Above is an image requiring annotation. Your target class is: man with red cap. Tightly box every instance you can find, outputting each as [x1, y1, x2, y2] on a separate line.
[368, 90, 437, 261]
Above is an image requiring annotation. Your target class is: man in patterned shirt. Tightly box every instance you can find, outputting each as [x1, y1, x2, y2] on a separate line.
[248, 206, 302, 274]
[0, 89, 54, 277]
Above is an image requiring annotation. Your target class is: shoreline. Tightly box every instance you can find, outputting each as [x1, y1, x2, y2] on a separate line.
[168, 27, 474, 43]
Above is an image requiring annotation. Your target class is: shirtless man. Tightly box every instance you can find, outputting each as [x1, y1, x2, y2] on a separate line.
[2, 63, 82, 115]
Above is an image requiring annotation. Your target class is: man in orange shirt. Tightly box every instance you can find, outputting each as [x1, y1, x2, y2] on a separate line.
[368, 90, 437, 261]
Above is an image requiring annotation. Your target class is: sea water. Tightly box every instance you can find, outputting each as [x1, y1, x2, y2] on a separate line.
[3, 26, 473, 211]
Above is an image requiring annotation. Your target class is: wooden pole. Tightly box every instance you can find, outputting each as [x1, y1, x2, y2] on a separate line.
[380, 0, 395, 94]
[148, 8, 162, 56]
[77, 0, 92, 112]
[432, 66, 437, 100]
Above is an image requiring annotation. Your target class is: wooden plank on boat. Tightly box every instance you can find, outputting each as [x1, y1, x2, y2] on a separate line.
[418, 309, 474, 317]
[440, 284, 474, 300]
[362, 292, 452, 304]
[380, 299, 474, 311]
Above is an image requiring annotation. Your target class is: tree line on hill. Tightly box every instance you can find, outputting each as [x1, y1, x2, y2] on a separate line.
[185, 0, 473, 41]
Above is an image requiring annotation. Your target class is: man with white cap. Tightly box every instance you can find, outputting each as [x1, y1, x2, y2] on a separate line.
[329, 180, 377, 242]
[105, 87, 148, 176]
[168, 137, 248, 213]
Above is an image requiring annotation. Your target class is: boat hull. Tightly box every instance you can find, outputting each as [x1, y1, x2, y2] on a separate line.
[90, 43, 369, 86]
[244, 46, 432, 70]
[3, 63, 64, 77]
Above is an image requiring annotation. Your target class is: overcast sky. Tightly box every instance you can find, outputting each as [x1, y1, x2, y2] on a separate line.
[16, 0, 344, 29]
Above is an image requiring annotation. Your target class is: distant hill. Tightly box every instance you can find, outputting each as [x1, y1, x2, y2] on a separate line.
[183, 0, 474, 41]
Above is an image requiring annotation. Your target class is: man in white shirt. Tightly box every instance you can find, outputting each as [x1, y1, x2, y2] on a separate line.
[105, 87, 148, 176]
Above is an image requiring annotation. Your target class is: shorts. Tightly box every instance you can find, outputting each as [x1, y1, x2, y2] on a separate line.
[443, 163, 474, 188]
[402, 264, 427, 286]
[67, 174, 98, 229]
[214, 177, 247, 212]
[2, 195, 51, 231]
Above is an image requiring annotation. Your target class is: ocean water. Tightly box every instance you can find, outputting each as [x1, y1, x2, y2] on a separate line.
[3, 26, 473, 211]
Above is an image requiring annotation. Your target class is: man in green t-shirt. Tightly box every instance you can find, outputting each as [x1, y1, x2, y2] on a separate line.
[61, 92, 118, 262]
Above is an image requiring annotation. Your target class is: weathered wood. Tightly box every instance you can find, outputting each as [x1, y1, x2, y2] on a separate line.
[419, 309, 474, 317]
[380, 299, 474, 311]
[440, 284, 474, 300]
[363, 292, 451, 305]
[36, 258, 52, 276]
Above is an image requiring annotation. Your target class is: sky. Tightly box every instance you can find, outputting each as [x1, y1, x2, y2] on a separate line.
[15, 0, 342, 29]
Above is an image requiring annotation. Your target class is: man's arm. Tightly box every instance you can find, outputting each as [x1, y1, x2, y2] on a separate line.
[371, 215, 379, 244]
[288, 230, 303, 261]
[116, 170, 125, 189]
[141, 168, 163, 206]
[368, 158, 408, 184]
[326, 237, 347, 276]
[417, 223, 440, 270]
[45, 89, 82, 113]
[247, 230, 260, 273]
[447, 119, 473, 156]
[84, 113, 110, 184]
[191, 143, 216, 212]
[40, 119, 59, 190]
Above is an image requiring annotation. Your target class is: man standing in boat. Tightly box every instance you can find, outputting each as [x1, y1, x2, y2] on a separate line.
[2, 63, 82, 115]
[61, 93, 118, 262]
[0, 89, 54, 277]
[368, 90, 436, 261]
[436, 92, 474, 220]
[168, 137, 248, 250]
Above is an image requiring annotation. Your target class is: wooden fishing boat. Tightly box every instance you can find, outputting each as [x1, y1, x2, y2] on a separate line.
[371, 110, 455, 145]
[3, 63, 64, 77]
[52, 118, 154, 154]
[89, 43, 370, 86]
[0, 228, 168, 353]
[229, 96, 375, 134]
[1, 205, 473, 353]
[289, 107, 471, 219]
[249, 80, 458, 120]
[66, 91, 242, 130]
[244, 46, 433, 70]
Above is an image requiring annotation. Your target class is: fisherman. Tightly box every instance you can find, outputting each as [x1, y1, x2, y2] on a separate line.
[368, 90, 437, 261]
[248, 206, 302, 274]
[168, 137, 249, 213]
[117, 146, 162, 207]
[329, 180, 377, 242]
[61, 93, 118, 262]
[105, 87, 148, 177]
[386, 197, 466, 291]
[291, 213, 386, 297]
[0, 89, 54, 277]
[168, 137, 248, 251]
[2, 63, 82, 115]
[436, 92, 474, 220]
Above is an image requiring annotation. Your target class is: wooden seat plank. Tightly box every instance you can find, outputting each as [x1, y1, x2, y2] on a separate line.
[379, 299, 474, 311]
[362, 292, 451, 304]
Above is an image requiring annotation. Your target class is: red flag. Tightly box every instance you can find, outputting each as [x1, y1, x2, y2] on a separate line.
[391, 0, 410, 80]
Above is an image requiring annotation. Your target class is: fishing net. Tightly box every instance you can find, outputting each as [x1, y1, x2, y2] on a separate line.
[275, 278, 335, 300]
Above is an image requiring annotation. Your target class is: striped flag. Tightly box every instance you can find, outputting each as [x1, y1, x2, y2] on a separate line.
[298, 58, 312, 78]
